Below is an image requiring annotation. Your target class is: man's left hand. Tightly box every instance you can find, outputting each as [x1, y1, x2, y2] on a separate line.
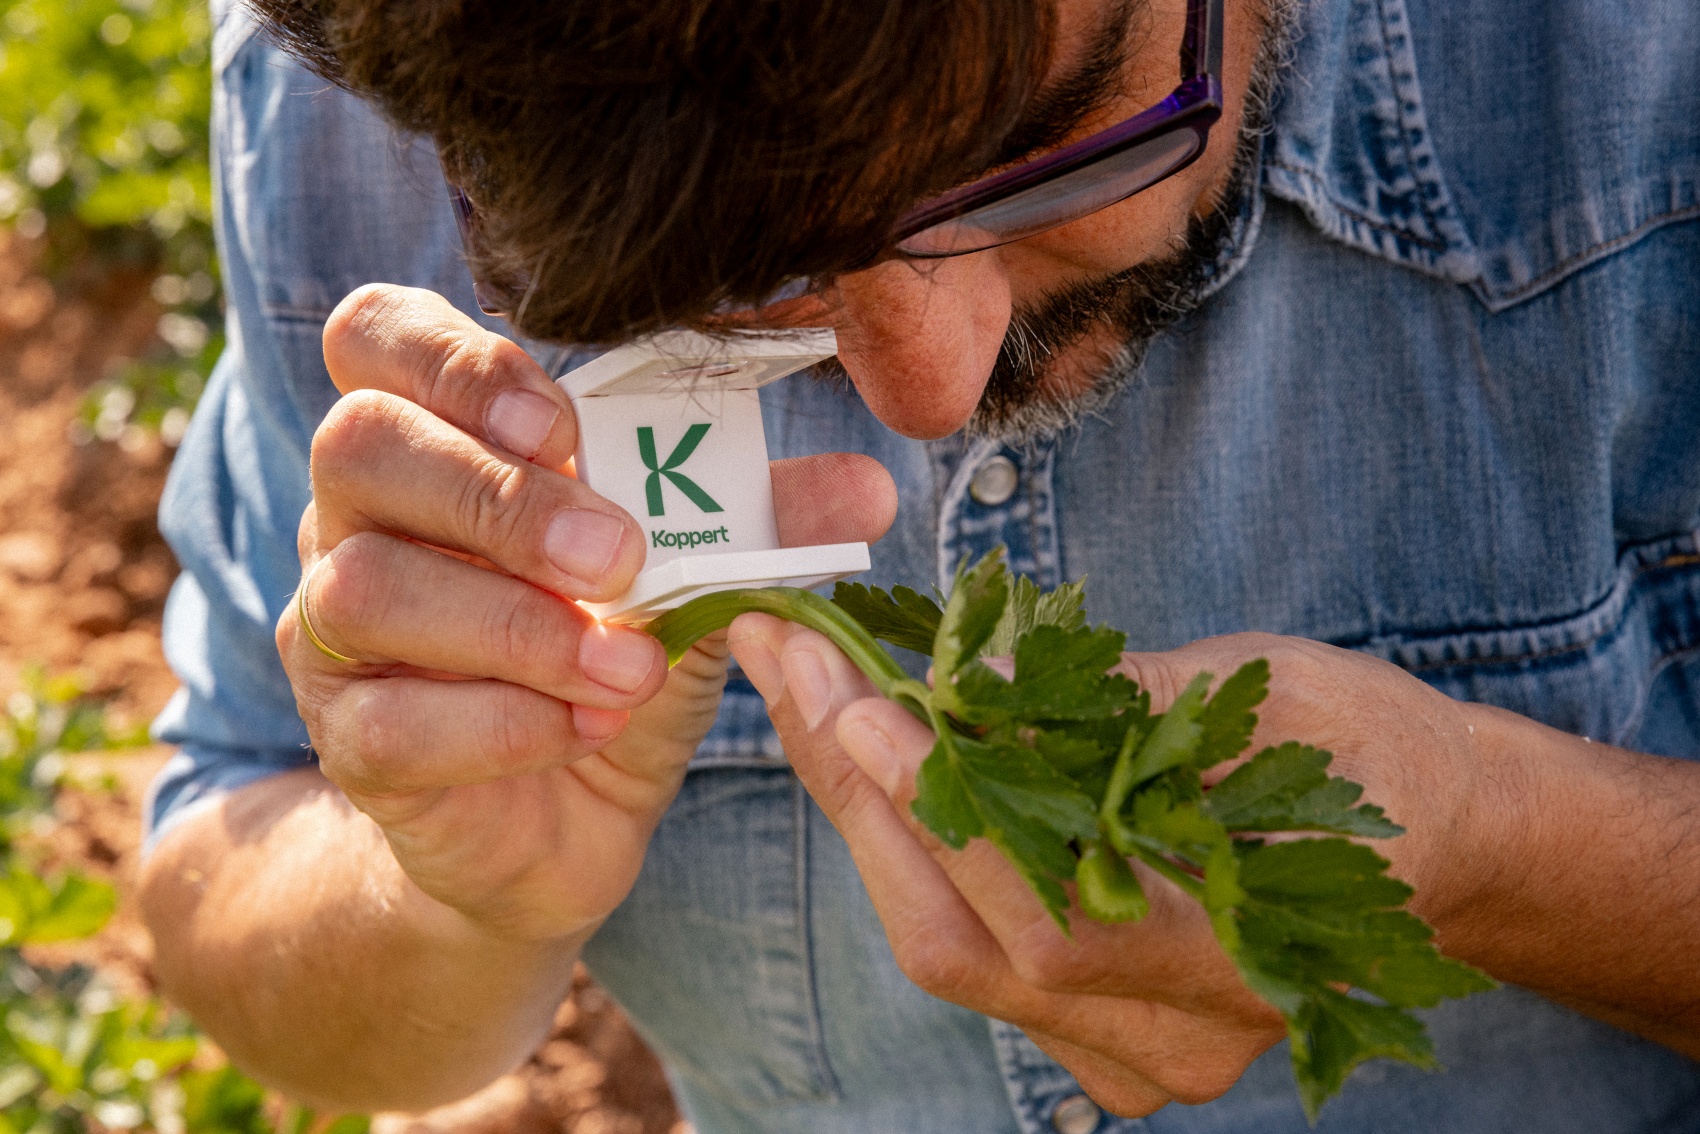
[727, 617, 1504, 1116]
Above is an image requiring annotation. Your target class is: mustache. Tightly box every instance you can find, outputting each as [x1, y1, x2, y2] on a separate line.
[969, 0, 1298, 444]
[967, 195, 1242, 442]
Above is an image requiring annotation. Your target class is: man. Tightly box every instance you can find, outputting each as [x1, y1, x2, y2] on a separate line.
[140, 0, 1700, 1130]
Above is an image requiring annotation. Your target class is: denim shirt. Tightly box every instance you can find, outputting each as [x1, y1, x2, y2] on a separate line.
[151, 0, 1700, 1130]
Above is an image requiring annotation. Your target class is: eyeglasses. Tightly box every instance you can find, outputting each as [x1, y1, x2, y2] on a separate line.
[886, 0, 1222, 258]
[448, 0, 1223, 317]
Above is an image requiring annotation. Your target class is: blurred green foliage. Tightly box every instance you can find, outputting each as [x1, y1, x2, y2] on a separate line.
[76, 316, 218, 448]
[0, 673, 368, 1134]
[1, 0, 218, 446]
[0, 667, 149, 858]
[0, 960, 200, 1134]
[0, 0, 212, 265]
[0, 13, 371, 1127]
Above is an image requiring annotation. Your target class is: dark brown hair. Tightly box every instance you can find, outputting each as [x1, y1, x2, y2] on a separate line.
[252, 0, 1054, 344]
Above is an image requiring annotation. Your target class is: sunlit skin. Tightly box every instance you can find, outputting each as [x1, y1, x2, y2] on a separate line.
[139, 0, 1700, 1119]
[757, 0, 1262, 439]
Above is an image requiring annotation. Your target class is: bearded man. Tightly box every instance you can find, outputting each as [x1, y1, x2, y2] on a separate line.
[140, 0, 1700, 1131]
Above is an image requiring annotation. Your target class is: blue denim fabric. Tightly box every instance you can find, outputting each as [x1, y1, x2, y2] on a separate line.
[150, 0, 1700, 1130]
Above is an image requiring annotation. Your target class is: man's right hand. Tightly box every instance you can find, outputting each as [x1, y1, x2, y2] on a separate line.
[279, 283, 895, 944]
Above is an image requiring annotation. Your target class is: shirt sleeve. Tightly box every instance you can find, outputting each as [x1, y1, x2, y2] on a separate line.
[146, 3, 557, 848]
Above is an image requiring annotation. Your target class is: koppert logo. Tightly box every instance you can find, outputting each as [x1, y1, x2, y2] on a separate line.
[637, 424, 724, 517]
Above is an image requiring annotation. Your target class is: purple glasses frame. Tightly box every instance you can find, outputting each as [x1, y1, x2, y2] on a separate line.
[448, 0, 1223, 316]
[886, 0, 1223, 258]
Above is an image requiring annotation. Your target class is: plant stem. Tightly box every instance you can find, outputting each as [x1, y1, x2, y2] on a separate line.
[644, 588, 919, 708]
[1127, 843, 1207, 902]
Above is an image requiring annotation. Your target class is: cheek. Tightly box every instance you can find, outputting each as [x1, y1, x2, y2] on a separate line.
[1002, 160, 1218, 285]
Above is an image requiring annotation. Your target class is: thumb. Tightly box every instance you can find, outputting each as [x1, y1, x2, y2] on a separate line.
[770, 452, 896, 549]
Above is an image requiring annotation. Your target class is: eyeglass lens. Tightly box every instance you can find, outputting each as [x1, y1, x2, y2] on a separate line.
[895, 129, 1202, 257]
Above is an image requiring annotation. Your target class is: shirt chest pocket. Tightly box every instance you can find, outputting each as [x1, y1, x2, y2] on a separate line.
[581, 767, 840, 1106]
[1363, 537, 1700, 760]
[1263, 0, 1700, 314]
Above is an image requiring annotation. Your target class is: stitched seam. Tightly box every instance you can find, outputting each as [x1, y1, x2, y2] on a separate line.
[790, 780, 843, 1100]
[1389, 546, 1700, 672]
[1374, 0, 1444, 241]
[261, 303, 335, 325]
[1266, 159, 1450, 251]
[1476, 203, 1700, 307]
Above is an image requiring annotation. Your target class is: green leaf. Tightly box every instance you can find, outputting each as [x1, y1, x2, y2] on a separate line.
[1205, 742, 1402, 838]
[831, 582, 942, 656]
[1075, 840, 1148, 923]
[0, 868, 116, 946]
[982, 575, 1087, 658]
[1194, 660, 1269, 769]
[1235, 844, 1493, 1008]
[1286, 986, 1437, 1121]
[179, 1066, 271, 1134]
[954, 624, 1135, 726]
[1101, 673, 1212, 818]
[1222, 838, 1494, 1113]
[932, 551, 1011, 689]
[911, 730, 1097, 929]
[1031, 728, 1112, 779]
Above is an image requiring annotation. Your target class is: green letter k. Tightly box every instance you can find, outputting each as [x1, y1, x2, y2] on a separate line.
[637, 424, 724, 517]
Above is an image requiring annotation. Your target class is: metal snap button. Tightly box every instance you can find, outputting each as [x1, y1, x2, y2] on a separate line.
[969, 455, 1019, 506]
[1050, 1093, 1103, 1134]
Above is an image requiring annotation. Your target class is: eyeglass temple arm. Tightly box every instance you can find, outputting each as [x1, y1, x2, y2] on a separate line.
[1181, 0, 1224, 81]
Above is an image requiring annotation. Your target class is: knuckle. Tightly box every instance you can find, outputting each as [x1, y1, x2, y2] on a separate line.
[1118, 655, 1185, 711]
[452, 454, 535, 553]
[480, 586, 568, 685]
[892, 926, 977, 1000]
[406, 327, 489, 411]
[1156, 1062, 1242, 1107]
[324, 283, 405, 355]
[312, 389, 400, 475]
[485, 685, 572, 768]
[1006, 928, 1084, 992]
[314, 533, 398, 635]
[1223, 630, 1289, 658]
[809, 733, 883, 810]
[1262, 635, 1331, 684]
[482, 687, 536, 762]
[323, 684, 409, 794]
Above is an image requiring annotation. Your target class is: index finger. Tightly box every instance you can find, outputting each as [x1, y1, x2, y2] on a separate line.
[322, 283, 579, 469]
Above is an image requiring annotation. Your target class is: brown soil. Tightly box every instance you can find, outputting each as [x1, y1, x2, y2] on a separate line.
[0, 230, 684, 1134]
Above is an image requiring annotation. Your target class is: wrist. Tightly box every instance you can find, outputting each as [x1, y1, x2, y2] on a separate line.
[1416, 700, 1581, 969]
[382, 839, 602, 958]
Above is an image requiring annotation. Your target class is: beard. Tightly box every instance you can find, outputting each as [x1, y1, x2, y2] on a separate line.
[968, 1, 1297, 443]
[966, 174, 1249, 441]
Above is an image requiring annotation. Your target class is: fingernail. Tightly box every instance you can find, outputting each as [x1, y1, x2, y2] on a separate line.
[572, 703, 628, 745]
[840, 712, 902, 796]
[578, 624, 657, 694]
[545, 509, 626, 585]
[781, 644, 833, 731]
[487, 389, 560, 460]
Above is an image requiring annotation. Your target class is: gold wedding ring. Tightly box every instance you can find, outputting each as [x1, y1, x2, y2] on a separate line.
[296, 558, 360, 665]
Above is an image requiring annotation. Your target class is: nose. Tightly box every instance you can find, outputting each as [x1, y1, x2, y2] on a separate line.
[830, 252, 1014, 440]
